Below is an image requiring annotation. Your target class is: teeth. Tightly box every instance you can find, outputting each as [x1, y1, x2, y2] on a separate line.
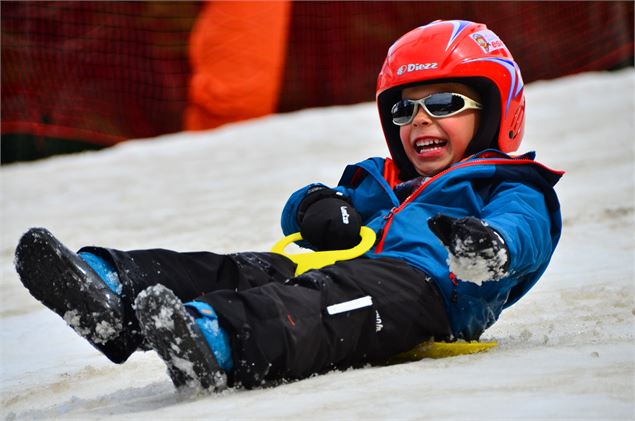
[415, 138, 446, 152]
[415, 138, 445, 147]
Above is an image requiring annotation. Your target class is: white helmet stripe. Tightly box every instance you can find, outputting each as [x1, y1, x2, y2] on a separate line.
[422, 20, 473, 51]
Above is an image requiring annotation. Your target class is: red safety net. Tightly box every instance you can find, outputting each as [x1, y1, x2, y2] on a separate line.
[2, 1, 200, 146]
[279, 1, 635, 111]
[1, 1, 633, 162]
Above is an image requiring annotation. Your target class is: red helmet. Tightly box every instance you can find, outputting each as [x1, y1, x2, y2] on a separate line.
[376, 20, 525, 180]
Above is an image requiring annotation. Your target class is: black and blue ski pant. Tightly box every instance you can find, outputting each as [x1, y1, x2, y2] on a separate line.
[79, 246, 451, 388]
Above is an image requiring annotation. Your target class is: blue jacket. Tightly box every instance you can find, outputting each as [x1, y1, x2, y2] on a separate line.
[281, 150, 563, 340]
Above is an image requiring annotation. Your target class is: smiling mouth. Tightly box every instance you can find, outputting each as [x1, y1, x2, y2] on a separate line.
[415, 138, 448, 154]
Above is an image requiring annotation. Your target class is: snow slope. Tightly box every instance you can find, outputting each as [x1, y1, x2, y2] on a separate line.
[1, 69, 633, 420]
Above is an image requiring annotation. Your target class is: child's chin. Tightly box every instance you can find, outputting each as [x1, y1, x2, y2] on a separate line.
[414, 158, 451, 177]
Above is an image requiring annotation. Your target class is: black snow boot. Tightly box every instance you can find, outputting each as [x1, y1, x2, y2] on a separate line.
[135, 284, 227, 392]
[14, 227, 138, 363]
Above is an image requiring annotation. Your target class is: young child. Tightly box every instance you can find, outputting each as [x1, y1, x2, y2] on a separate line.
[15, 20, 562, 391]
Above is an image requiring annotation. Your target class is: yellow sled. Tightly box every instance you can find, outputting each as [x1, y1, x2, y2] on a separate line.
[271, 227, 497, 359]
[387, 339, 497, 363]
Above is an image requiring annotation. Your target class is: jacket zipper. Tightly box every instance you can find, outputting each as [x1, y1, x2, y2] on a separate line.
[373, 157, 562, 253]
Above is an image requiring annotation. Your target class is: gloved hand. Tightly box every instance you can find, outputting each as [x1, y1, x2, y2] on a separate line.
[297, 187, 362, 251]
[428, 214, 509, 284]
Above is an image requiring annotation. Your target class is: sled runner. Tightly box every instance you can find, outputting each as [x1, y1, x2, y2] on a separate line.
[272, 227, 497, 359]
[387, 339, 497, 364]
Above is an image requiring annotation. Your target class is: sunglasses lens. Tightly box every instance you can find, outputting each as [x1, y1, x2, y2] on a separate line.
[391, 100, 416, 125]
[424, 93, 465, 117]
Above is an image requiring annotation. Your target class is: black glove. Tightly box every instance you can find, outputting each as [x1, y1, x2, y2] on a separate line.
[428, 214, 509, 283]
[297, 187, 362, 251]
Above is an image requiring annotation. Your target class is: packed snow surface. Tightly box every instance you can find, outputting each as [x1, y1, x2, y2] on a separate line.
[1, 69, 633, 419]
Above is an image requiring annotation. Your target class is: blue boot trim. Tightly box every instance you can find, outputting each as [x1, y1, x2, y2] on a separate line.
[184, 301, 234, 372]
[78, 252, 122, 295]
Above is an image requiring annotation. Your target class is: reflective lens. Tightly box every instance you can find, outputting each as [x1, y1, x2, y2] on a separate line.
[391, 92, 482, 126]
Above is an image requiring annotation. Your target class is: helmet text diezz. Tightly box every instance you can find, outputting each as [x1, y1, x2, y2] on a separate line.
[397, 63, 439, 76]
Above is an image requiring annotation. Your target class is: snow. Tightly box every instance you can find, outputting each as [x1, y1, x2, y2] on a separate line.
[1, 69, 633, 419]
[446, 235, 508, 285]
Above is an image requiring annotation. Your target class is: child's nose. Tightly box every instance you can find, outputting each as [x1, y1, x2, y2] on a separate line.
[412, 106, 432, 126]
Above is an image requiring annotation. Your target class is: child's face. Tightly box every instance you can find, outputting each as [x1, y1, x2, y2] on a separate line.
[399, 82, 480, 177]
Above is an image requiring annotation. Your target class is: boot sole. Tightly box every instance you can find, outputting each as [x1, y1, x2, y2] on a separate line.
[15, 228, 128, 361]
[135, 284, 227, 391]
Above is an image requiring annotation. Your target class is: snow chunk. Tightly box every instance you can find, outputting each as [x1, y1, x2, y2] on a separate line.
[169, 354, 208, 390]
[447, 237, 508, 286]
[63, 310, 120, 344]
[63, 310, 89, 337]
[93, 320, 121, 344]
[152, 306, 175, 330]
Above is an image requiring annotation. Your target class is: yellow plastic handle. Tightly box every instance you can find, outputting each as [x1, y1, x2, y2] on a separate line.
[271, 226, 377, 275]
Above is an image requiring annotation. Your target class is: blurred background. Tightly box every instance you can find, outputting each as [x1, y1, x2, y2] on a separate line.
[2, 1, 633, 164]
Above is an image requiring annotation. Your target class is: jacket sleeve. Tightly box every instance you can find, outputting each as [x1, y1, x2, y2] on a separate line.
[480, 180, 554, 278]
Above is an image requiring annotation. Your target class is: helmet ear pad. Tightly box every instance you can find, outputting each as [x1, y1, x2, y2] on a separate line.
[462, 77, 501, 156]
[377, 77, 501, 181]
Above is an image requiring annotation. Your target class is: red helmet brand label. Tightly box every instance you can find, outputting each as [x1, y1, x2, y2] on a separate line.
[397, 62, 439, 76]
[470, 30, 506, 54]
